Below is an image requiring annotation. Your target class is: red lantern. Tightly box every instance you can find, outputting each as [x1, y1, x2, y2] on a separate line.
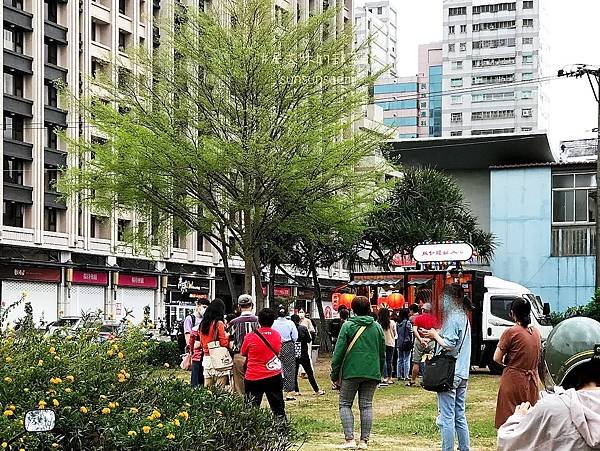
[338, 293, 355, 311]
[377, 296, 389, 308]
[387, 292, 405, 310]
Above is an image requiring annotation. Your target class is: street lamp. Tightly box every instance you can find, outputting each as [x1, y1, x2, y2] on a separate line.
[558, 65, 600, 289]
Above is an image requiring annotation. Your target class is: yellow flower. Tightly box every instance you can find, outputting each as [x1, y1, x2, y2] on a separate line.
[38, 359, 44, 366]
[112, 343, 119, 350]
[52, 399, 59, 407]
[38, 400, 47, 408]
[106, 350, 114, 357]
[142, 425, 151, 434]
[143, 341, 149, 347]
[64, 388, 72, 393]
[66, 375, 75, 383]
[163, 363, 170, 368]
[101, 407, 111, 414]
[151, 409, 161, 419]
[178, 411, 189, 421]
[117, 352, 124, 359]
[108, 402, 116, 409]
[66, 335, 73, 340]
[125, 372, 130, 379]
[54, 356, 60, 361]
[3, 377, 12, 384]
[51, 444, 59, 448]
[3, 410, 14, 417]
[129, 407, 138, 414]
[5, 356, 13, 363]
[157, 423, 163, 428]
[117, 374, 126, 383]
[50, 377, 62, 385]
[49, 347, 56, 354]
[23, 388, 29, 393]
[1, 443, 7, 449]
[8, 405, 15, 411]
[173, 418, 181, 427]
[166, 433, 175, 440]
[127, 430, 137, 437]
[79, 406, 88, 414]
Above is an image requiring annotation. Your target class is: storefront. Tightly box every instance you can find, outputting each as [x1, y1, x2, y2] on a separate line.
[164, 271, 211, 332]
[67, 269, 109, 318]
[0, 264, 61, 326]
[116, 273, 158, 324]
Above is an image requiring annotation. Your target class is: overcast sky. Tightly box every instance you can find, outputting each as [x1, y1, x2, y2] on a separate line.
[392, 0, 600, 150]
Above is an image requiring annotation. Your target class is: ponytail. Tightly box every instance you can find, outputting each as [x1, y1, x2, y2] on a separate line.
[511, 298, 531, 327]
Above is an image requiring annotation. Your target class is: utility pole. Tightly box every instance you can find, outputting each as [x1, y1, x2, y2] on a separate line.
[558, 65, 600, 289]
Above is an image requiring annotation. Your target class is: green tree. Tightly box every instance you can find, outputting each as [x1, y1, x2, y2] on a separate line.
[59, 0, 385, 307]
[361, 167, 496, 270]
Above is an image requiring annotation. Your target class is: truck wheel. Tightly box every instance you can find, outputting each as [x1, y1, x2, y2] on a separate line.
[488, 360, 505, 375]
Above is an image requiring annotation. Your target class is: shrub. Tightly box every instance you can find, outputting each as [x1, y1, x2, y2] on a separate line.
[550, 289, 600, 326]
[146, 340, 181, 368]
[0, 326, 297, 450]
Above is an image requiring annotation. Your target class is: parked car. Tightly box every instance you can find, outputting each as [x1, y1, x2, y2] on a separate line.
[97, 322, 120, 342]
[45, 316, 83, 337]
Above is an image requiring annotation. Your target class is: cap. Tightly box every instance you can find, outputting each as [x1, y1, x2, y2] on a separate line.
[237, 294, 254, 307]
[422, 303, 432, 312]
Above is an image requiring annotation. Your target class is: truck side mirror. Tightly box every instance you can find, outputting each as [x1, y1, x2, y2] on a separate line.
[543, 302, 551, 316]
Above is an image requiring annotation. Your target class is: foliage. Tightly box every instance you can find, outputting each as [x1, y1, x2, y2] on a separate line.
[0, 324, 296, 450]
[360, 167, 497, 270]
[145, 340, 181, 368]
[549, 289, 600, 326]
[58, 0, 387, 305]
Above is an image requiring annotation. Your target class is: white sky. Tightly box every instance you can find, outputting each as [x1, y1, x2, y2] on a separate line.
[391, 0, 600, 150]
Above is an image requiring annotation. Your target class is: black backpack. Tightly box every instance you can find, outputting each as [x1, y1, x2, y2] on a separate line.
[398, 320, 413, 352]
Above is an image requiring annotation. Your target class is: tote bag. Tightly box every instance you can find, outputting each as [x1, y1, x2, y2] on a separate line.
[207, 321, 233, 372]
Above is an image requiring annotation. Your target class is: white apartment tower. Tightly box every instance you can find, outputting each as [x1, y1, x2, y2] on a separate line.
[354, 0, 397, 77]
[442, 0, 548, 136]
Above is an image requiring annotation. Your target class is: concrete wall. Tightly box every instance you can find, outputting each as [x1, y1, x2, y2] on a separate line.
[449, 169, 490, 232]
[490, 167, 595, 312]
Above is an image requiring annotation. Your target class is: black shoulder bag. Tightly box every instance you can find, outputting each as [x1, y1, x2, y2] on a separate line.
[422, 318, 469, 393]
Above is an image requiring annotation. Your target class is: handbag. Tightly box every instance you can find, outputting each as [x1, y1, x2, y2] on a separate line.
[254, 330, 282, 371]
[400, 320, 413, 352]
[207, 321, 234, 372]
[180, 352, 192, 371]
[336, 325, 368, 386]
[422, 318, 469, 393]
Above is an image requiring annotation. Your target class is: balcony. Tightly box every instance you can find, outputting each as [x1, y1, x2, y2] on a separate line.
[4, 50, 33, 74]
[44, 63, 68, 82]
[44, 105, 68, 126]
[44, 148, 67, 167]
[45, 20, 68, 45]
[552, 224, 595, 257]
[3, 182, 33, 204]
[3, 94, 33, 117]
[3, 5, 33, 30]
[44, 191, 67, 210]
[4, 139, 32, 161]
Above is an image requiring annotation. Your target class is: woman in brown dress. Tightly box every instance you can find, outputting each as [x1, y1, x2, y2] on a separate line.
[493, 297, 542, 428]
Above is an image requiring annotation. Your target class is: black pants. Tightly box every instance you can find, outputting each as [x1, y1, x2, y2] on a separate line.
[245, 375, 286, 418]
[294, 354, 319, 393]
[191, 360, 204, 387]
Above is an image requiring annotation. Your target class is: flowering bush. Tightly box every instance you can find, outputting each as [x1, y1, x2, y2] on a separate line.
[0, 327, 296, 450]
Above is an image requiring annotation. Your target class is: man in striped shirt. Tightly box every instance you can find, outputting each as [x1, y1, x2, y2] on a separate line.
[227, 294, 259, 395]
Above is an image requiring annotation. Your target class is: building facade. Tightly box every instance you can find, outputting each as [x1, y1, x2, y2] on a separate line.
[0, 0, 352, 328]
[441, 0, 548, 137]
[417, 41, 443, 137]
[354, 0, 397, 77]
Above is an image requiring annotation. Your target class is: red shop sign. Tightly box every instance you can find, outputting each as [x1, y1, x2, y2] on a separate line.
[72, 270, 108, 286]
[0, 265, 61, 283]
[261, 285, 292, 298]
[119, 273, 158, 289]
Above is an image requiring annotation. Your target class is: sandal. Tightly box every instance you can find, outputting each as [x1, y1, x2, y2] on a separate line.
[315, 390, 326, 396]
[405, 381, 416, 387]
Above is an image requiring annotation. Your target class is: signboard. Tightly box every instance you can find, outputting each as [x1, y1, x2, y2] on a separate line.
[261, 286, 292, 298]
[391, 253, 417, 267]
[412, 242, 474, 263]
[297, 288, 314, 300]
[72, 270, 108, 286]
[0, 265, 61, 283]
[118, 273, 158, 289]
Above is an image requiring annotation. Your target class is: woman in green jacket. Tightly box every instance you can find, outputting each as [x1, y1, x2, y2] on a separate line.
[330, 296, 386, 450]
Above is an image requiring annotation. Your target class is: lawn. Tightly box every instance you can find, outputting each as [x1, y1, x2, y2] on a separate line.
[286, 357, 499, 451]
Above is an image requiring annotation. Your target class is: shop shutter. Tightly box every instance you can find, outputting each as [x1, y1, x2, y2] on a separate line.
[117, 288, 154, 325]
[68, 285, 106, 318]
[1, 281, 58, 327]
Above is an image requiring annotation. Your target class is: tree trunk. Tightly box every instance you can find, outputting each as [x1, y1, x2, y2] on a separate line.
[206, 232, 238, 303]
[244, 251, 253, 295]
[310, 260, 333, 353]
[268, 261, 276, 308]
[252, 248, 264, 310]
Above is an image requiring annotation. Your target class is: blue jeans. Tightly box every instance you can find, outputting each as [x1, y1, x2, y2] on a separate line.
[396, 349, 411, 379]
[437, 376, 470, 451]
[383, 346, 394, 379]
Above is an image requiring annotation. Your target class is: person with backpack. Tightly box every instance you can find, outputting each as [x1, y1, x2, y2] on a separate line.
[241, 308, 286, 419]
[331, 296, 385, 450]
[396, 308, 413, 381]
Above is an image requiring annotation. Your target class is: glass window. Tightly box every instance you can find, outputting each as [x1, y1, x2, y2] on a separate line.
[46, 125, 57, 149]
[448, 25, 455, 34]
[452, 61, 463, 70]
[522, 73, 534, 81]
[491, 296, 519, 322]
[10, 0, 24, 10]
[553, 191, 574, 223]
[44, 208, 57, 232]
[459, 42, 467, 52]
[4, 157, 23, 184]
[553, 174, 574, 188]
[119, 0, 127, 15]
[523, 19, 534, 27]
[3, 114, 24, 141]
[451, 95, 462, 104]
[450, 131, 463, 136]
[523, 1, 534, 8]
[4, 72, 23, 97]
[575, 190, 588, 222]
[3, 201, 24, 228]
[448, 43, 455, 53]
[451, 78, 463, 87]
[576, 174, 596, 188]
[44, 166, 58, 192]
[45, 83, 58, 106]
[4, 29, 24, 53]
[523, 37, 533, 45]
[451, 112, 462, 123]
[44, 0, 58, 22]
[45, 42, 58, 65]
[460, 24, 467, 33]
[521, 90, 533, 99]
[523, 55, 533, 64]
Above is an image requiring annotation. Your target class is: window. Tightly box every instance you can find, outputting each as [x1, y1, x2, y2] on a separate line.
[472, 74, 514, 85]
[450, 78, 463, 87]
[3, 201, 24, 228]
[448, 43, 455, 52]
[44, 0, 58, 22]
[4, 157, 23, 185]
[45, 82, 58, 107]
[91, 21, 97, 41]
[473, 3, 516, 14]
[523, 37, 533, 45]
[522, 72, 534, 81]
[4, 72, 23, 97]
[459, 42, 467, 52]
[119, 0, 127, 15]
[473, 38, 516, 49]
[44, 166, 58, 192]
[473, 57, 516, 68]
[46, 125, 57, 149]
[472, 128, 515, 135]
[450, 131, 463, 136]
[44, 208, 57, 232]
[472, 92, 515, 102]
[45, 42, 58, 65]
[9, 0, 24, 10]
[420, 120, 427, 126]
[460, 24, 467, 33]
[377, 6, 382, 14]
[471, 110, 515, 120]
[382, 117, 418, 127]
[420, 83, 427, 89]
[4, 29, 24, 54]
[473, 21, 515, 32]
[420, 101, 427, 108]
[420, 111, 427, 117]
[117, 219, 131, 241]
[491, 296, 519, 322]
[522, 54, 533, 64]
[451, 95, 463, 104]
[448, 25, 455, 34]
[522, 108, 533, 117]
[552, 173, 596, 223]
[118, 30, 128, 51]
[452, 61, 463, 70]
[523, 19, 533, 28]
[522, 127, 532, 131]
[523, 1, 534, 9]
[450, 112, 462, 123]
[3, 114, 24, 141]
[521, 90, 533, 99]
[449, 6, 466, 16]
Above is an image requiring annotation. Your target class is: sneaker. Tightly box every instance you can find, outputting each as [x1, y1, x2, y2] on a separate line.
[285, 395, 296, 401]
[315, 390, 326, 396]
[377, 383, 388, 388]
[339, 442, 356, 450]
[357, 442, 368, 450]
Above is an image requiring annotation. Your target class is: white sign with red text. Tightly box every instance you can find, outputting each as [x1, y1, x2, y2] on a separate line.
[413, 242, 474, 262]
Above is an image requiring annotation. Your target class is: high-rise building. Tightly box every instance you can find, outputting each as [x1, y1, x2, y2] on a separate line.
[354, 0, 397, 77]
[417, 42, 443, 137]
[0, 0, 352, 327]
[441, 0, 548, 137]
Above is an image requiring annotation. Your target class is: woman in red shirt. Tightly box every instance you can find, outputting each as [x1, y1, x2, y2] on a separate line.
[241, 308, 285, 418]
[187, 324, 204, 388]
[199, 299, 229, 388]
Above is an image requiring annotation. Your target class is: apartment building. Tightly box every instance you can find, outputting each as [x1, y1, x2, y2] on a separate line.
[354, 0, 397, 77]
[442, 0, 548, 137]
[417, 41, 443, 137]
[0, 0, 352, 328]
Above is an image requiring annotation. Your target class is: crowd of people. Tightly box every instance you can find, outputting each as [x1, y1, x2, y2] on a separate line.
[180, 288, 600, 450]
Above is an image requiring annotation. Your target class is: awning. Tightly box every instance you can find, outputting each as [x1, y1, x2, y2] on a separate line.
[407, 278, 433, 286]
[348, 279, 402, 287]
